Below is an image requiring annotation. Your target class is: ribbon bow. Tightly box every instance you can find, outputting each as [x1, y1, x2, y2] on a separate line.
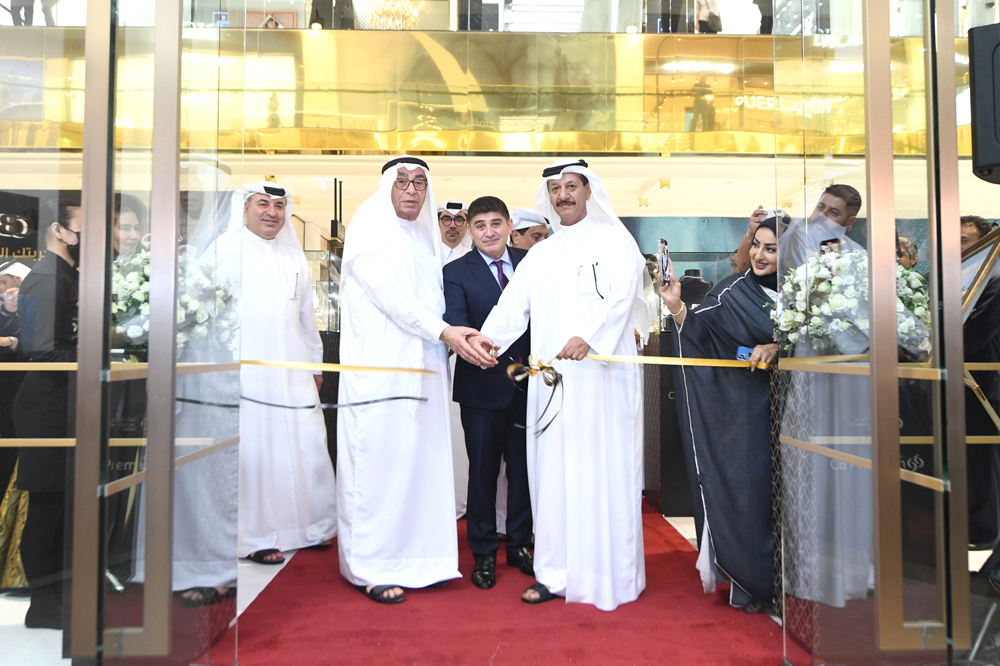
[506, 356, 563, 436]
[507, 355, 561, 386]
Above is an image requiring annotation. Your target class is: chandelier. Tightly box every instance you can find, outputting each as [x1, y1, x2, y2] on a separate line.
[368, 0, 420, 30]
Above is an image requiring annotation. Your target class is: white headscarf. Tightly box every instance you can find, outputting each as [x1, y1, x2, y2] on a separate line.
[534, 158, 623, 233]
[224, 181, 302, 252]
[534, 158, 650, 343]
[437, 199, 467, 214]
[344, 156, 442, 269]
[0, 261, 31, 279]
[510, 207, 549, 232]
[179, 156, 239, 255]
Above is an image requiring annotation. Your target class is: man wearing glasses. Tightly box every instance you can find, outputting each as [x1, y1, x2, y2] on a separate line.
[438, 199, 472, 265]
[338, 157, 494, 604]
[437, 200, 474, 519]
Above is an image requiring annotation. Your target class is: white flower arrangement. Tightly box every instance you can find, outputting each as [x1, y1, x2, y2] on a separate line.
[112, 248, 239, 355]
[112, 250, 153, 350]
[771, 249, 931, 358]
[175, 251, 240, 352]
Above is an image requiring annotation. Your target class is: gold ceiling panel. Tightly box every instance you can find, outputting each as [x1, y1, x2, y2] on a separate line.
[0, 28, 971, 156]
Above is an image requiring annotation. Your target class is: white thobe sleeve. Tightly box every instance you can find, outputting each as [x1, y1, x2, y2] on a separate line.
[576, 243, 642, 357]
[297, 252, 324, 374]
[480, 258, 531, 355]
[347, 252, 447, 344]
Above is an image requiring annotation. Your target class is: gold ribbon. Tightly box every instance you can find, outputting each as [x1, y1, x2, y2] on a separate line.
[241, 360, 432, 374]
[585, 354, 773, 371]
[507, 355, 561, 385]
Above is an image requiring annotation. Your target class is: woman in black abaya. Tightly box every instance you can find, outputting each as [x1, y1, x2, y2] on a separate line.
[661, 217, 779, 612]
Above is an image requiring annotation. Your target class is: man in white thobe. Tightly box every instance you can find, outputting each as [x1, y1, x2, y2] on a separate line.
[438, 199, 473, 265]
[338, 156, 494, 604]
[509, 207, 550, 251]
[438, 198, 472, 518]
[471, 158, 648, 611]
[214, 182, 338, 565]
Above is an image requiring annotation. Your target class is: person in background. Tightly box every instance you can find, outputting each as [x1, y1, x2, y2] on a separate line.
[10, 0, 33, 25]
[689, 75, 716, 131]
[737, 185, 863, 274]
[0, 260, 29, 296]
[961, 214, 1000, 548]
[437, 197, 474, 519]
[40, 0, 60, 26]
[208, 182, 338, 567]
[695, 0, 720, 33]
[661, 217, 779, 613]
[112, 194, 146, 259]
[13, 196, 81, 629]
[897, 236, 919, 270]
[754, 0, 773, 34]
[443, 196, 533, 591]
[728, 249, 739, 274]
[0, 262, 28, 498]
[509, 208, 550, 251]
[438, 199, 473, 265]
[961, 215, 995, 253]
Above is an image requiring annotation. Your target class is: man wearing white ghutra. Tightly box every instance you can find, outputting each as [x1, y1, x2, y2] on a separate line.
[206, 182, 338, 567]
[470, 158, 649, 610]
[337, 156, 495, 604]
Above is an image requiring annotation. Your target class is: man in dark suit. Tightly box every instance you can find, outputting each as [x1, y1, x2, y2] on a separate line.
[443, 196, 533, 589]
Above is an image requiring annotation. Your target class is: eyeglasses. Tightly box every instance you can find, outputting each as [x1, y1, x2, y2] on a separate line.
[394, 177, 427, 192]
[439, 215, 466, 227]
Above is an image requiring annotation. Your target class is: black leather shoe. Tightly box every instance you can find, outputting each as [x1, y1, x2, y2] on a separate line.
[506, 547, 534, 576]
[472, 554, 496, 589]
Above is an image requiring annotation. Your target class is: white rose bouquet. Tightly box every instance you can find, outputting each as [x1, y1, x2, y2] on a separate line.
[771, 249, 931, 359]
[112, 248, 239, 356]
[175, 251, 240, 352]
[111, 249, 153, 353]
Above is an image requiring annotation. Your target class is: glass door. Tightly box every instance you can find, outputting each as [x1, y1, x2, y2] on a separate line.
[774, 0, 977, 662]
[100, 0, 245, 662]
[0, 0, 244, 662]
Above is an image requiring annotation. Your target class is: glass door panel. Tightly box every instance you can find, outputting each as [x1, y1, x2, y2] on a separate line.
[954, 3, 1000, 663]
[774, 0, 961, 661]
[101, 0, 243, 662]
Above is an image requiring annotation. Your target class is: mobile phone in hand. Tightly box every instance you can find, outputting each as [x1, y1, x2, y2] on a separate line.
[736, 346, 754, 361]
[658, 238, 670, 286]
[820, 238, 841, 255]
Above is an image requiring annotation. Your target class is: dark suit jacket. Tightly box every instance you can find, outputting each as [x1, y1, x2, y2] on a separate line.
[443, 247, 530, 411]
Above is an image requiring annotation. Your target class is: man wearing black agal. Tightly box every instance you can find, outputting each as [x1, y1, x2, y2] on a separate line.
[443, 196, 533, 589]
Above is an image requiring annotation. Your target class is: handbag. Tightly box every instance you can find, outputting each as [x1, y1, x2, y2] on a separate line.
[708, 11, 722, 32]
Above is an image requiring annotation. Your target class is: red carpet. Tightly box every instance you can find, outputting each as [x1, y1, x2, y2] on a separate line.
[235, 504, 808, 665]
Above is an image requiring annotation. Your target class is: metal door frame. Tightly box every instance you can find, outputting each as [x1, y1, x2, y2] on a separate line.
[72, 0, 185, 656]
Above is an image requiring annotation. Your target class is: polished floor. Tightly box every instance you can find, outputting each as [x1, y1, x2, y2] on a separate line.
[0, 552, 295, 666]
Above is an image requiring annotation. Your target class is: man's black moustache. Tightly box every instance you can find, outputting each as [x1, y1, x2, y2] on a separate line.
[542, 159, 587, 178]
[382, 156, 429, 174]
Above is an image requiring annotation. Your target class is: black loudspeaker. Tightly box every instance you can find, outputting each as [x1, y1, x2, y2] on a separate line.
[969, 23, 1000, 185]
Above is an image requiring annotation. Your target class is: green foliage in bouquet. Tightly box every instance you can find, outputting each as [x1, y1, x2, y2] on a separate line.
[112, 249, 240, 355]
[111, 250, 152, 351]
[176, 252, 240, 351]
[771, 249, 931, 358]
